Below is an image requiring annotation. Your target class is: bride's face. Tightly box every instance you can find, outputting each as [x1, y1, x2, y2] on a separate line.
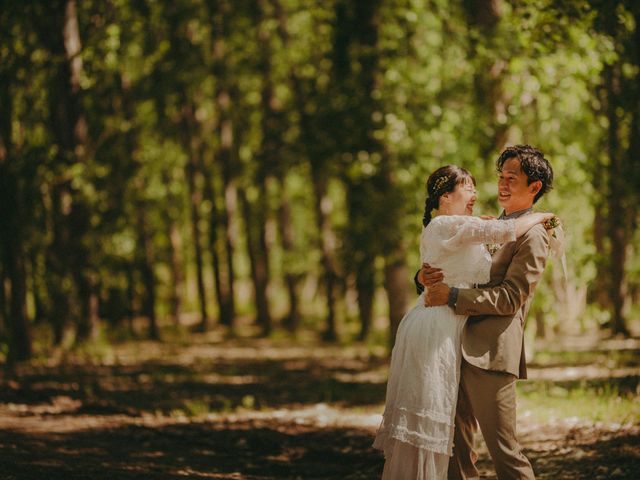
[441, 178, 477, 216]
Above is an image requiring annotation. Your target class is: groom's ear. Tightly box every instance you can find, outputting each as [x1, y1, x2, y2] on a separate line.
[529, 180, 542, 196]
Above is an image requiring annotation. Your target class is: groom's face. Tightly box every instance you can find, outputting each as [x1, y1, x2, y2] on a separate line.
[497, 158, 541, 215]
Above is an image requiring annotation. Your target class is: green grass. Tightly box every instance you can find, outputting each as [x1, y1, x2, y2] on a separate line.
[530, 348, 640, 368]
[517, 379, 640, 424]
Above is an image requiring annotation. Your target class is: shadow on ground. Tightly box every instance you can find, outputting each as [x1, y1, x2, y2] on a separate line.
[0, 348, 388, 415]
[1, 420, 383, 480]
[2, 417, 639, 479]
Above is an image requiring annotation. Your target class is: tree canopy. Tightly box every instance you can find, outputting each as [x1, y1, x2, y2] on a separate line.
[1, 0, 639, 361]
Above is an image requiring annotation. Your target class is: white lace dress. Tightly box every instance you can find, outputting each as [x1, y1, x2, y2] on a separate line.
[373, 215, 516, 479]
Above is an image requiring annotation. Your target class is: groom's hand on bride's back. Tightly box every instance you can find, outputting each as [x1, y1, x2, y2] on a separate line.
[414, 263, 444, 295]
[420, 263, 443, 286]
[425, 282, 450, 307]
[418, 263, 448, 307]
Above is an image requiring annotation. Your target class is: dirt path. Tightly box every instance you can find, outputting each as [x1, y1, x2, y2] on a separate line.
[1, 336, 638, 479]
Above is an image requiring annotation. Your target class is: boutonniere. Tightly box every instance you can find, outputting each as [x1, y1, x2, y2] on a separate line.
[543, 216, 561, 238]
[487, 243, 501, 256]
[542, 216, 565, 260]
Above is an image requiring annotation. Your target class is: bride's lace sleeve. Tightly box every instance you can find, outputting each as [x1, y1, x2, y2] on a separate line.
[437, 216, 516, 250]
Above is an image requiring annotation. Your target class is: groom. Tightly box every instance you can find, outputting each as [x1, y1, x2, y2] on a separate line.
[418, 144, 554, 479]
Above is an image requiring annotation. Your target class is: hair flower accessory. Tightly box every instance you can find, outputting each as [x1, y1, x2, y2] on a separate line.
[432, 175, 450, 196]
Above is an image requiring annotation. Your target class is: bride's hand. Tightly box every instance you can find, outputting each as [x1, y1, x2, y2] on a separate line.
[480, 215, 497, 220]
[532, 212, 554, 225]
[515, 212, 556, 237]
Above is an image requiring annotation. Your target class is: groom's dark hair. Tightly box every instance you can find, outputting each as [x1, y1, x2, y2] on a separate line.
[496, 145, 554, 203]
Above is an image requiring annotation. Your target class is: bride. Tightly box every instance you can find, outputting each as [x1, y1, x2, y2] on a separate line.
[373, 165, 554, 479]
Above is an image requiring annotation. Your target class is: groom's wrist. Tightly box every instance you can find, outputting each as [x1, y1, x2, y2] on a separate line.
[447, 287, 459, 309]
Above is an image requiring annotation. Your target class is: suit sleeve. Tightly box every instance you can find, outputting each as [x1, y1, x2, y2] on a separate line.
[453, 224, 549, 316]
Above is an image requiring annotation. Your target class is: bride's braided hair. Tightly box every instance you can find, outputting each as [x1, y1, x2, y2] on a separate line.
[422, 165, 475, 227]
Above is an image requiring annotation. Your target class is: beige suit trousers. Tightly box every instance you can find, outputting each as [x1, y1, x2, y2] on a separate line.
[448, 360, 535, 480]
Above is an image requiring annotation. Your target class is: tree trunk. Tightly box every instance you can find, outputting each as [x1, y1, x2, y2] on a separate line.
[168, 219, 183, 325]
[46, 186, 74, 345]
[209, 3, 238, 328]
[118, 69, 158, 339]
[135, 196, 159, 340]
[270, 0, 303, 332]
[74, 265, 99, 341]
[64, 0, 96, 343]
[357, 1, 410, 347]
[603, 59, 629, 336]
[125, 262, 136, 335]
[278, 0, 342, 341]
[41, 0, 92, 344]
[0, 161, 31, 361]
[219, 177, 238, 328]
[251, 0, 282, 336]
[535, 310, 547, 340]
[463, 0, 508, 170]
[276, 178, 301, 332]
[71, 200, 98, 342]
[220, 178, 238, 327]
[201, 162, 225, 328]
[4, 239, 31, 362]
[201, 130, 237, 330]
[333, 0, 380, 343]
[312, 174, 338, 341]
[29, 250, 46, 325]
[239, 186, 272, 336]
[355, 263, 375, 342]
[378, 170, 410, 348]
[0, 261, 6, 338]
[591, 146, 609, 311]
[592, 6, 640, 337]
[255, 183, 272, 336]
[162, 173, 183, 326]
[384, 257, 410, 349]
[182, 105, 210, 332]
[0, 49, 31, 360]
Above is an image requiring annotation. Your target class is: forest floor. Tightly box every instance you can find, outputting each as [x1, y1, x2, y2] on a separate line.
[0, 320, 639, 479]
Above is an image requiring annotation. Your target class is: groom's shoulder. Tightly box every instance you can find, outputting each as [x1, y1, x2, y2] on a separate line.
[519, 223, 550, 248]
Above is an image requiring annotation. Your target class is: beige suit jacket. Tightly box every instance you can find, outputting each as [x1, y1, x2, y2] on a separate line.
[453, 223, 550, 379]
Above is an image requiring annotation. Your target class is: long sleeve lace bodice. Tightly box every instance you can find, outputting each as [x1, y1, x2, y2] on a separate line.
[420, 215, 516, 287]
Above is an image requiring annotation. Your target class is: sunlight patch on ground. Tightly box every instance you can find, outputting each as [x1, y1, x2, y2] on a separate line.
[0, 400, 383, 434]
[528, 365, 640, 381]
[205, 403, 383, 430]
